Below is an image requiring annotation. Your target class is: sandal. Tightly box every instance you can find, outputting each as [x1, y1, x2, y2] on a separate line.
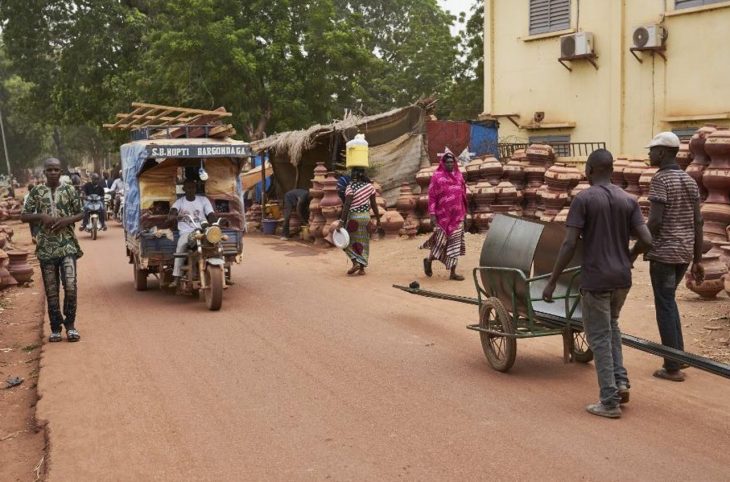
[423, 258, 433, 277]
[49, 332, 62, 343]
[653, 368, 684, 382]
[357, 267, 366, 276]
[66, 328, 81, 342]
[449, 273, 465, 281]
[347, 264, 359, 275]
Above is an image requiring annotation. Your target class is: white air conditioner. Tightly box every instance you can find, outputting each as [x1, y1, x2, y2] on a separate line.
[633, 25, 667, 49]
[560, 32, 594, 58]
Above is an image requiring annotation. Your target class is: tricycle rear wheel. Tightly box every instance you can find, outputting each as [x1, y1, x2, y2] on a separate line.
[479, 297, 516, 372]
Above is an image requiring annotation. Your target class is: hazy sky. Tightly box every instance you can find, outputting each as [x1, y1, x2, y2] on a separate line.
[438, 0, 477, 35]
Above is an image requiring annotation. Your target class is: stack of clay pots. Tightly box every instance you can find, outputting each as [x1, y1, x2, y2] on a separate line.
[523, 144, 555, 219]
[555, 178, 591, 223]
[503, 152, 527, 191]
[540, 163, 581, 223]
[319, 172, 343, 245]
[370, 181, 387, 236]
[414, 165, 437, 233]
[637, 167, 659, 220]
[247, 204, 262, 230]
[464, 155, 503, 232]
[472, 180, 497, 232]
[622, 158, 647, 200]
[686, 124, 717, 201]
[380, 209, 404, 238]
[612, 157, 629, 188]
[686, 127, 730, 299]
[396, 182, 418, 238]
[308, 162, 328, 246]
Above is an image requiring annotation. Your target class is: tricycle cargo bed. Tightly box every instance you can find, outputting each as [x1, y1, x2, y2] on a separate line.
[126, 230, 242, 263]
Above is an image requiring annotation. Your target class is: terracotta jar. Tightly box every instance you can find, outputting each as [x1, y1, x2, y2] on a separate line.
[6, 250, 33, 285]
[381, 209, 404, 238]
[416, 194, 429, 215]
[395, 182, 417, 219]
[526, 144, 555, 166]
[719, 244, 730, 270]
[504, 158, 526, 190]
[676, 143, 693, 171]
[612, 157, 629, 187]
[545, 163, 581, 191]
[685, 253, 726, 299]
[687, 124, 717, 200]
[401, 213, 419, 239]
[700, 203, 730, 248]
[702, 128, 730, 205]
[570, 179, 590, 200]
[465, 157, 485, 182]
[416, 165, 437, 189]
[479, 157, 503, 185]
[0, 250, 17, 290]
[512, 148, 529, 166]
[622, 159, 647, 198]
[0, 225, 14, 243]
[472, 181, 497, 211]
[638, 167, 659, 219]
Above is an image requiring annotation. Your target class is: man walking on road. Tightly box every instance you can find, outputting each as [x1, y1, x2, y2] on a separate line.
[543, 149, 652, 419]
[21, 158, 84, 342]
[642, 132, 704, 382]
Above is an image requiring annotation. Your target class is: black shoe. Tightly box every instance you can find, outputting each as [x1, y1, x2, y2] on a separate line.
[49, 331, 62, 343]
[66, 328, 80, 342]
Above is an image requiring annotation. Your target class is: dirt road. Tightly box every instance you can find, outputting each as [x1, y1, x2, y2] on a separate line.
[36, 226, 730, 481]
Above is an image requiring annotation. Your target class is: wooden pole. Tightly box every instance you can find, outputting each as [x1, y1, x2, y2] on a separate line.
[260, 150, 268, 207]
[0, 107, 11, 177]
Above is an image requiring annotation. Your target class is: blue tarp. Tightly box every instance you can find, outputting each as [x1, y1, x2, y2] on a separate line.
[252, 153, 271, 203]
[469, 121, 499, 158]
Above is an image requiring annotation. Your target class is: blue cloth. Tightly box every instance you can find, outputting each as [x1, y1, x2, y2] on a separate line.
[337, 175, 351, 202]
[469, 121, 498, 158]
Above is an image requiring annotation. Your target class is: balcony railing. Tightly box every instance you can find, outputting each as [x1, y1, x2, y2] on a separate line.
[498, 142, 607, 159]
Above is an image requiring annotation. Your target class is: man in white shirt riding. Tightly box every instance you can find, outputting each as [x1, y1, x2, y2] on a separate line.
[167, 179, 217, 287]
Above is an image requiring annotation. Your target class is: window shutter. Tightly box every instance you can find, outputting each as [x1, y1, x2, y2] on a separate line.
[675, 0, 726, 8]
[529, 0, 571, 35]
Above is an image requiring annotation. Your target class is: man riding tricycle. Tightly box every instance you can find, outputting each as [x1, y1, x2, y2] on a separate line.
[119, 136, 250, 310]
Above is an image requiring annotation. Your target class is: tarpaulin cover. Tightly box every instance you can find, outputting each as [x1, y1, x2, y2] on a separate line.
[426, 120, 471, 164]
[120, 140, 248, 236]
[469, 121, 499, 157]
[369, 133, 430, 204]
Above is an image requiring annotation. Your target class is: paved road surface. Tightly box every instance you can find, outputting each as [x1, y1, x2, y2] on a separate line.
[37, 227, 730, 481]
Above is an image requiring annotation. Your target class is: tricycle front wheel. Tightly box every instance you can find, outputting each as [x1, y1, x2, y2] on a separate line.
[479, 297, 516, 372]
[204, 265, 224, 311]
[572, 330, 594, 363]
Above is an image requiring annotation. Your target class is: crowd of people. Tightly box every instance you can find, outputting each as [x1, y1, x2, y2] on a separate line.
[17, 131, 705, 420]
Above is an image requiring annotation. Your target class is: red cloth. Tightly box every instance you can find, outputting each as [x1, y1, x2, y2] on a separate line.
[428, 149, 467, 236]
[426, 121, 471, 164]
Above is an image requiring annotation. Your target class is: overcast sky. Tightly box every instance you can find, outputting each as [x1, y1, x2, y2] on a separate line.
[438, 0, 477, 35]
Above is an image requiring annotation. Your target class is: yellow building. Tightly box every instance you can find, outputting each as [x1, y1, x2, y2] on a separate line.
[483, 0, 730, 157]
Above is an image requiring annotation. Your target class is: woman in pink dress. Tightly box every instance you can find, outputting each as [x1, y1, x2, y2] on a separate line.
[421, 149, 467, 281]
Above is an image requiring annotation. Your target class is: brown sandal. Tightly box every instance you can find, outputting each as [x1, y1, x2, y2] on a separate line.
[653, 368, 685, 382]
[347, 264, 359, 275]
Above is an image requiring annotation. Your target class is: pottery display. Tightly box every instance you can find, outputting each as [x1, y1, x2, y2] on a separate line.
[0, 250, 17, 290]
[395, 182, 417, 220]
[401, 213, 419, 239]
[380, 209, 404, 238]
[687, 124, 717, 201]
[676, 143, 693, 171]
[465, 157, 485, 182]
[478, 157, 503, 185]
[319, 172, 343, 243]
[612, 157, 629, 187]
[504, 158, 526, 190]
[247, 204, 262, 230]
[495, 180, 523, 216]
[526, 144, 555, 166]
[685, 253, 726, 299]
[6, 250, 33, 285]
[416, 165, 437, 189]
[570, 179, 590, 200]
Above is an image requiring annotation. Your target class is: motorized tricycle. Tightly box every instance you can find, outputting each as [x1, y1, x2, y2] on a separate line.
[118, 133, 250, 311]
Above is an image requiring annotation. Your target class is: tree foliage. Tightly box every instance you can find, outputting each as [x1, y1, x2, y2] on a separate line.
[0, 0, 484, 173]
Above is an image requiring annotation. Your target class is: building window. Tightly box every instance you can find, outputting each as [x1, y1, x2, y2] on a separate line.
[529, 0, 571, 35]
[671, 128, 695, 142]
[675, 0, 727, 9]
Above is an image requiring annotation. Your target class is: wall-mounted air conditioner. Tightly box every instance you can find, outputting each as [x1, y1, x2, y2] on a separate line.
[560, 32, 594, 58]
[633, 25, 667, 49]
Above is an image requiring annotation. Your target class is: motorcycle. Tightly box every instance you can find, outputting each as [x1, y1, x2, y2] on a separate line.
[115, 191, 125, 222]
[167, 215, 228, 310]
[83, 194, 104, 240]
[104, 188, 113, 221]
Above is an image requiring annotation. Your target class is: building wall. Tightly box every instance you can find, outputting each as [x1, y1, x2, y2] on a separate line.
[483, 0, 730, 157]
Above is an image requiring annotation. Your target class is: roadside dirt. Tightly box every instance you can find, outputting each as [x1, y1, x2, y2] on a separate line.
[0, 220, 47, 482]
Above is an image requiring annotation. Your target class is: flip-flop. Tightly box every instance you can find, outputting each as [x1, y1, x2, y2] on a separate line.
[423, 258, 433, 277]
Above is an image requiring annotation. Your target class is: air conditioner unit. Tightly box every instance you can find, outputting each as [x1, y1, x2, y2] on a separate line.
[633, 25, 667, 49]
[560, 32, 594, 58]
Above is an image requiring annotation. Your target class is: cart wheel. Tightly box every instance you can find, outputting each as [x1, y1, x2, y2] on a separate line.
[572, 330, 594, 363]
[479, 298, 516, 372]
[133, 258, 148, 291]
[204, 265, 224, 311]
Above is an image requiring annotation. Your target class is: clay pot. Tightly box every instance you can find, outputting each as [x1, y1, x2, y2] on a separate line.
[402, 213, 419, 239]
[526, 144, 555, 166]
[723, 273, 730, 297]
[6, 250, 33, 285]
[472, 181, 497, 210]
[0, 250, 17, 290]
[622, 159, 647, 198]
[395, 182, 417, 219]
[416, 165, 437, 189]
[479, 157, 503, 185]
[570, 179, 590, 200]
[687, 124, 717, 201]
[702, 128, 730, 205]
[381, 210, 404, 238]
[313, 161, 328, 182]
[0, 225, 14, 242]
[685, 253, 726, 299]
[495, 180, 520, 205]
[545, 163, 581, 191]
[554, 206, 570, 223]
[319, 172, 343, 242]
[676, 143, 693, 171]
[504, 159, 526, 190]
[465, 157, 485, 182]
[700, 203, 730, 247]
[719, 244, 730, 270]
[612, 157, 629, 187]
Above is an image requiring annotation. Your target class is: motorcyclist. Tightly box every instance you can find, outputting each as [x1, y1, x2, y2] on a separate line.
[79, 173, 108, 231]
[166, 179, 218, 288]
[110, 170, 125, 218]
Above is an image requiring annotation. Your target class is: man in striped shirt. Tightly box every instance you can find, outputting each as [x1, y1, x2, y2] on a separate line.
[644, 132, 704, 382]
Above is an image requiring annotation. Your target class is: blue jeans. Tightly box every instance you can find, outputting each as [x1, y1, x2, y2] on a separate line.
[581, 289, 630, 408]
[649, 261, 688, 372]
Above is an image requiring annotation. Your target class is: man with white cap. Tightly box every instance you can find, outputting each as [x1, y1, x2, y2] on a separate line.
[639, 132, 704, 382]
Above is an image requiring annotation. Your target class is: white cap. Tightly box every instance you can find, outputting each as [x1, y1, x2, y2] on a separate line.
[646, 131, 680, 148]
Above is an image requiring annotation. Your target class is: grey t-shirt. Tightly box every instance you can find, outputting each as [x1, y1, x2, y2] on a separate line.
[566, 184, 645, 291]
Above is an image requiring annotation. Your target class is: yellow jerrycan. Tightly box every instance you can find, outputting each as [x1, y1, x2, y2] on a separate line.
[346, 133, 369, 168]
